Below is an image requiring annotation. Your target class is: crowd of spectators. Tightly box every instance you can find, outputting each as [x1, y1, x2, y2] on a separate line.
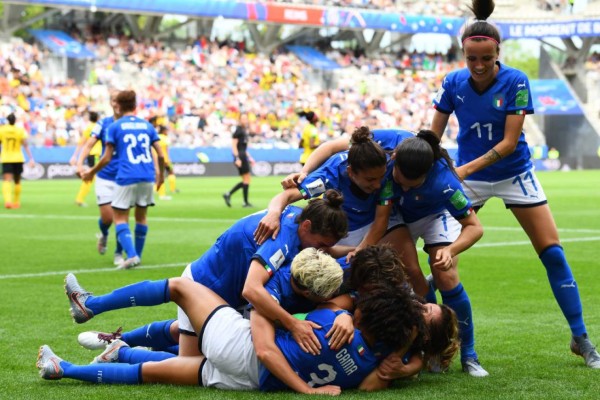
[0, 31, 465, 152]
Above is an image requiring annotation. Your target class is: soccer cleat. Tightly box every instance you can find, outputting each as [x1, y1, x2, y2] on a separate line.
[4, 202, 13, 209]
[37, 345, 64, 380]
[91, 339, 129, 364]
[76, 201, 88, 207]
[242, 203, 254, 208]
[117, 256, 141, 270]
[571, 334, 600, 369]
[78, 327, 123, 350]
[222, 193, 231, 207]
[11, 202, 20, 209]
[65, 273, 94, 323]
[462, 358, 489, 377]
[113, 252, 124, 266]
[96, 233, 107, 255]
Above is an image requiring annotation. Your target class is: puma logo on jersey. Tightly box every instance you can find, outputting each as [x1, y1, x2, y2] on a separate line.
[517, 82, 526, 88]
[442, 185, 454, 194]
[456, 95, 465, 103]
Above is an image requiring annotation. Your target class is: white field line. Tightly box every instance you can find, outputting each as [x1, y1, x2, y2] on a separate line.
[0, 262, 187, 280]
[0, 213, 598, 234]
[1, 236, 599, 280]
[0, 213, 237, 224]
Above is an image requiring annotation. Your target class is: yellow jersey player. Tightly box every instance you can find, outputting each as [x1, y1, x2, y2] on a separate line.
[149, 117, 177, 200]
[298, 111, 320, 166]
[0, 113, 35, 209]
[70, 111, 101, 207]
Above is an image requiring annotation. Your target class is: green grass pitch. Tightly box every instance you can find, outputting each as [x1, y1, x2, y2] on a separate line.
[0, 171, 599, 399]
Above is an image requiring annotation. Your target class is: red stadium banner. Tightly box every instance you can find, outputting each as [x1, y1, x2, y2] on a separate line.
[262, 3, 324, 26]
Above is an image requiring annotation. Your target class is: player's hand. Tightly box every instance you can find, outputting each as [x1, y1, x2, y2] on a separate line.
[345, 249, 358, 264]
[69, 156, 76, 166]
[326, 312, 354, 351]
[432, 248, 453, 271]
[377, 353, 423, 380]
[253, 212, 281, 244]
[291, 319, 322, 355]
[156, 174, 165, 191]
[234, 159, 242, 168]
[309, 385, 341, 396]
[281, 172, 306, 189]
[80, 170, 93, 182]
[28, 159, 35, 168]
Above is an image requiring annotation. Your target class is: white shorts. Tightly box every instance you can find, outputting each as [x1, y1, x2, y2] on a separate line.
[463, 168, 547, 208]
[111, 182, 155, 210]
[406, 210, 461, 251]
[200, 306, 260, 390]
[336, 212, 405, 247]
[177, 264, 196, 335]
[95, 176, 116, 206]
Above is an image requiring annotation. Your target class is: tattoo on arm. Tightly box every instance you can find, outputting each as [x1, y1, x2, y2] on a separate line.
[484, 149, 502, 162]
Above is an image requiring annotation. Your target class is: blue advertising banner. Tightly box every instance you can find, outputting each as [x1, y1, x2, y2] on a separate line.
[286, 46, 341, 70]
[29, 29, 96, 59]
[530, 79, 583, 115]
[496, 20, 600, 39]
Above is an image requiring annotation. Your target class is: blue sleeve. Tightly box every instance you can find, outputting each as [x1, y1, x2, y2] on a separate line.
[440, 170, 472, 219]
[106, 123, 117, 145]
[506, 71, 535, 115]
[299, 154, 344, 199]
[148, 124, 160, 144]
[433, 74, 455, 114]
[253, 229, 294, 275]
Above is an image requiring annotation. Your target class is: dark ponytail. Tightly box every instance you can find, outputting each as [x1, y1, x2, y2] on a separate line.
[394, 130, 456, 180]
[348, 126, 387, 173]
[462, 0, 501, 47]
[299, 189, 348, 241]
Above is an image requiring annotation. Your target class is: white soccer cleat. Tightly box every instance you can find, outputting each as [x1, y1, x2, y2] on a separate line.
[91, 339, 129, 364]
[78, 327, 123, 350]
[116, 256, 141, 270]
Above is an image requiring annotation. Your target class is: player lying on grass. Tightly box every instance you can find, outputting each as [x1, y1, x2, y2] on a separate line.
[40, 277, 456, 394]
[75, 245, 459, 382]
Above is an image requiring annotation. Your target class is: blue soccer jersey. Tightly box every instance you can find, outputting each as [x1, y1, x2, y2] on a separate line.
[264, 257, 350, 314]
[371, 129, 414, 152]
[264, 264, 317, 314]
[91, 116, 119, 181]
[433, 62, 534, 182]
[259, 308, 389, 391]
[190, 206, 305, 308]
[394, 159, 472, 223]
[298, 152, 394, 232]
[106, 115, 160, 185]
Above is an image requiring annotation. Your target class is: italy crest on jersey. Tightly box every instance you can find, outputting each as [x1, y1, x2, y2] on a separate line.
[493, 93, 505, 110]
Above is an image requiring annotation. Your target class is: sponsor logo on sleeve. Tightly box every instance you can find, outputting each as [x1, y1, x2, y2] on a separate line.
[449, 190, 469, 210]
[435, 87, 445, 103]
[305, 178, 326, 197]
[269, 249, 286, 271]
[515, 89, 529, 108]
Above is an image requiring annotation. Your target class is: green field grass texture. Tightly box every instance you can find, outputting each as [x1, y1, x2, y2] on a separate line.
[0, 171, 598, 399]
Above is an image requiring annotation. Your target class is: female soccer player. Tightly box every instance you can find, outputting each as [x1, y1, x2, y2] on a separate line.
[41, 278, 455, 394]
[431, 0, 599, 369]
[76, 93, 124, 264]
[298, 110, 320, 166]
[82, 90, 165, 269]
[254, 126, 393, 256]
[66, 191, 349, 358]
[0, 113, 35, 209]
